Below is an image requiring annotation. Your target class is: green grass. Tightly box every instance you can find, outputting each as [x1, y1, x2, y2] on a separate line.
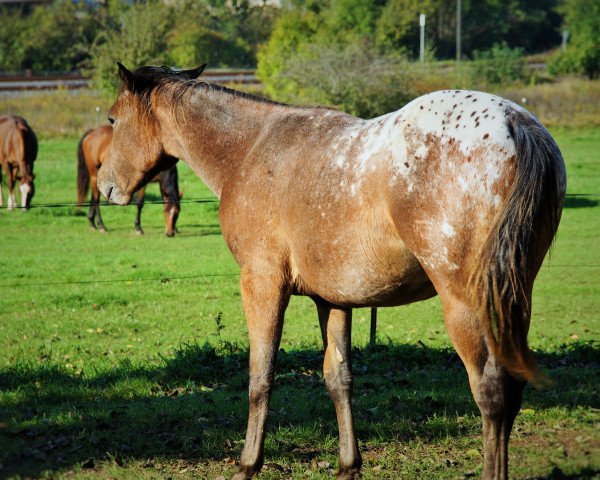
[0, 129, 598, 479]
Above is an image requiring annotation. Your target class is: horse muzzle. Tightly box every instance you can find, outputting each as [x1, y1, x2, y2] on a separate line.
[97, 167, 132, 206]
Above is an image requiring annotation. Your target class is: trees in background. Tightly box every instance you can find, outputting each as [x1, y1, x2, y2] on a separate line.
[549, 0, 600, 78]
[0, 0, 278, 95]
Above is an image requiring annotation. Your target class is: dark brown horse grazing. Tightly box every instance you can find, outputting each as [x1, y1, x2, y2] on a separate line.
[0, 115, 37, 209]
[77, 125, 181, 236]
[98, 64, 566, 480]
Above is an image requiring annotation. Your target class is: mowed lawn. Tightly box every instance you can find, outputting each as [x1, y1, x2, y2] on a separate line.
[0, 129, 598, 479]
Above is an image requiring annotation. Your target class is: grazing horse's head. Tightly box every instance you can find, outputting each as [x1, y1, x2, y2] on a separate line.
[19, 173, 34, 209]
[164, 191, 182, 238]
[97, 62, 205, 205]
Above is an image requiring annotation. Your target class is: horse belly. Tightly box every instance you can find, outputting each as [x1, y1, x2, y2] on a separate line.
[291, 233, 436, 308]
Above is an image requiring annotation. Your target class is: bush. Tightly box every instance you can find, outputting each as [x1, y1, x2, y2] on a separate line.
[276, 41, 417, 118]
[470, 42, 525, 86]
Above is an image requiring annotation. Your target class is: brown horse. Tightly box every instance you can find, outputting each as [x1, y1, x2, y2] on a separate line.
[77, 125, 181, 236]
[98, 64, 566, 480]
[0, 115, 37, 209]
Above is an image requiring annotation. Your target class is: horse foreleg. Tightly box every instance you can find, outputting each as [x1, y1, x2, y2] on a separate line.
[135, 187, 145, 235]
[6, 166, 16, 210]
[233, 269, 290, 480]
[442, 297, 525, 480]
[315, 300, 361, 479]
[93, 184, 107, 232]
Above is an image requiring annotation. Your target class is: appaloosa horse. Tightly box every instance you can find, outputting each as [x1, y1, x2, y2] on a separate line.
[98, 63, 566, 480]
[0, 115, 37, 209]
[77, 125, 181, 236]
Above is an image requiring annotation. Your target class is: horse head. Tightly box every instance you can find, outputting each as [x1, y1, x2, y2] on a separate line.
[97, 62, 205, 205]
[19, 172, 34, 209]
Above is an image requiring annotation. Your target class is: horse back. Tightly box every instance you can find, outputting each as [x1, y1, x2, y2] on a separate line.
[384, 90, 565, 295]
[0, 115, 36, 169]
[82, 125, 113, 170]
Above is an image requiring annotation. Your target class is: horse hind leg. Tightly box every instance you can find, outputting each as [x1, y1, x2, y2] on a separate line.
[442, 296, 525, 480]
[315, 299, 362, 479]
[135, 187, 145, 235]
[92, 181, 107, 232]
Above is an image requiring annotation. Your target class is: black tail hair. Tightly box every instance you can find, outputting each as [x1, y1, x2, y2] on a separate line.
[470, 108, 565, 384]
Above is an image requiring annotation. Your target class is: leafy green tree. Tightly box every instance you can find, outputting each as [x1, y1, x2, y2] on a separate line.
[0, 2, 100, 72]
[551, 0, 600, 78]
[0, 8, 27, 71]
[90, 1, 172, 97]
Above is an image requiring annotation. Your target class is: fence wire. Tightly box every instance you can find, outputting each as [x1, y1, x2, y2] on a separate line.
[0, 193, 598, 288]
[1, 193, 599, 210]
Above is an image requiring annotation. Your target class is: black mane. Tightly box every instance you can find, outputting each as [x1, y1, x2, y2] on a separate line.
[130, 65, 288, 108]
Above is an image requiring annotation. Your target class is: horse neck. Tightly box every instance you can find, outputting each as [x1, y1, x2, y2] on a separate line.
[155, 86, 279, 199]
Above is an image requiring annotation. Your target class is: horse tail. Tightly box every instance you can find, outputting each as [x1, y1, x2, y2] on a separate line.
[77, 130, 91, 207]
[469, 108, 565, 384]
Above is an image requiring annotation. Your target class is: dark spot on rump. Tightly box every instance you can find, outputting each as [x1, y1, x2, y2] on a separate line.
[420, 106, 424, 110]
[455, 124, 459, 129]
[483, 108, 488, 113]
[457, 115, 462, 120]
[484, 114, 489, 118]
[475, 117, 480, 122]
[471, 111, 476, 117]
[404, 162, 409, 168]
[466, 94, 472, 98]
[472, 98, 477, 102]
[483, 133, 489, 139]
[476, 122, 480, 127]
[453, 104, 457, 109]
[449, 138, 454, 144]
[467, 156, 472, 162]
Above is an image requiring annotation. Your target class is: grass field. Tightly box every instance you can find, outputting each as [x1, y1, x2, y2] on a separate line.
[0, 128, 599, 479]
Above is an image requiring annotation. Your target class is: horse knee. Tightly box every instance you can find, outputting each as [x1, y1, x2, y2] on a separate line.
[324, 356, 352, 402]
[248, 373, 273, 406]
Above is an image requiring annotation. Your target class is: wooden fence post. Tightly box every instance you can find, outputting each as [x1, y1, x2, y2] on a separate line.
[369, 307, 377, 348]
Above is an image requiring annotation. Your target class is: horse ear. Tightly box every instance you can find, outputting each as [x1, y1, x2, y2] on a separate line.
[178, 64, 206, 80]
[117, 62, 135, 90]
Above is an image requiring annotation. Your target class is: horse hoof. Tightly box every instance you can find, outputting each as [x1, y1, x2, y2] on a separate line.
[165, 231, 175, 237]
[136, 229, 144, 236]
[336, 467, 362, 480]
[99, 227, 108, 233]
[231, 465, 258, 479]
[89, 225, 97, 231]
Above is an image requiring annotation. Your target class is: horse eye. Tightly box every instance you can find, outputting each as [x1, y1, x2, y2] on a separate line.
[108, 117, 115, 125]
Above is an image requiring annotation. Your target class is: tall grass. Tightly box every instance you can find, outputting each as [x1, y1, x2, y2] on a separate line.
[0, 87, 111, 139]
[494, 78, 600, 129]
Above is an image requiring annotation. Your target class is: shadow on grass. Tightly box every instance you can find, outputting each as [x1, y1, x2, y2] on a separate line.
[0, 340, 597, 478]
[564, 196, 599, 208]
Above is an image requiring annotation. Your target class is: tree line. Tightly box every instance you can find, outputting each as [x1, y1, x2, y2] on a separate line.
[0, 0, 597, 98]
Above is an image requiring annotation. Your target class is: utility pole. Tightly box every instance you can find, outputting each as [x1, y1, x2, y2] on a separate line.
[419, 14, 426, 63]
[456, 0, 462, 62]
